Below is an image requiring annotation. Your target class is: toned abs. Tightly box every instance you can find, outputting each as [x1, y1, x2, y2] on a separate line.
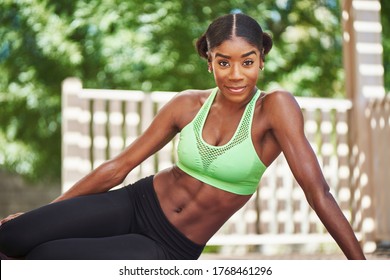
[153, 167, 252, 245]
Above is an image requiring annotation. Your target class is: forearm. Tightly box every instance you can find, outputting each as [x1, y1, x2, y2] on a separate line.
[52, 160, 127, 203]
[313, 192, 366, 259]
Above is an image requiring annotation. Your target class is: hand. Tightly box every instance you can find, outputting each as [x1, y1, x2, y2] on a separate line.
[0, 212, 24, 226]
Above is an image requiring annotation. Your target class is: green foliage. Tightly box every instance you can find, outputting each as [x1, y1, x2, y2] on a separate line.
[381, 0, 390, 93]
[0, 0, 379, 182]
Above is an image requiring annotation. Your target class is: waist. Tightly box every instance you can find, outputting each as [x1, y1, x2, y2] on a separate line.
[154, 167, 252, 244]
[126, 174, 205, 259]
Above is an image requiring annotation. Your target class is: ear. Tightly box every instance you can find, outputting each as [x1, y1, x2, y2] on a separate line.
[207, 51, 212, 62]
[259, 59, 264, 71]
[208, 63, 213, 73]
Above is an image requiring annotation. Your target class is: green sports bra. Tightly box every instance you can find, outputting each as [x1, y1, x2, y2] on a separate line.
[176, 87, 267, 195]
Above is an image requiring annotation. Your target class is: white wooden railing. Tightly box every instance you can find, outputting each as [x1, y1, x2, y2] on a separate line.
[62, 77, 358, 254]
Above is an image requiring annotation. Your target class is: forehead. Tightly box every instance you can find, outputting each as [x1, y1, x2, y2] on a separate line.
[210, 36, 259, 57]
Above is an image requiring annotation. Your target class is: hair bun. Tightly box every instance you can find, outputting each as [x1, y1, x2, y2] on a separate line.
[195, 34, 209, 59]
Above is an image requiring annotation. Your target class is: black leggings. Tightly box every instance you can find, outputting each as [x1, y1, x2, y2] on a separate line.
[0, 176, 204, 260]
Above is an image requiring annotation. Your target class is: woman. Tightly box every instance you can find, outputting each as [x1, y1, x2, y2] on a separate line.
[0, 13, 365, 260]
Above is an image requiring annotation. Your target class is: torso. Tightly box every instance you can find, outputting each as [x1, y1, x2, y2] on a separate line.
[154, 167, 251, 245]
[153, 88, 282, 245]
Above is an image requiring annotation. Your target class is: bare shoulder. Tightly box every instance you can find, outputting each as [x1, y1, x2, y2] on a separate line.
[171, 89, 211, 107]
[261, 89, 303, 125]
[262, 89, 298, 107]
[165, 88, 213, 129]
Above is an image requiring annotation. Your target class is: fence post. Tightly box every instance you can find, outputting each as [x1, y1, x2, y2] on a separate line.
[342, 0, 387, 252]
[61, 78, 90, 193]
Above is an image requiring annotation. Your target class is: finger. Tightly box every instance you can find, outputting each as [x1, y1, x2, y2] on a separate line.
[0, 213, 23, 225]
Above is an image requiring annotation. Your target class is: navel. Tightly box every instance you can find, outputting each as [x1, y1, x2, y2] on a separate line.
[174, 207, 183, 213]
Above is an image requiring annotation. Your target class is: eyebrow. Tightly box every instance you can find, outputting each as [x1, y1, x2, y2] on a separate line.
[215, 50, 257, 59]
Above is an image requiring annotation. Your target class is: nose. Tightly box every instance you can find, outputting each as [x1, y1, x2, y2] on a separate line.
[228, 64, 243, 81]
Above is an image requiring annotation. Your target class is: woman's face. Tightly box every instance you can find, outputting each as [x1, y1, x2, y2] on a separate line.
[209, 36, 263, 103]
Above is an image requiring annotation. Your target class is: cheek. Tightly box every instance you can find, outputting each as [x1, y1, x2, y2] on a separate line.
[212, 71, 225, 85]
[246, 68, 260, 82]
[251, 70, 260, 80]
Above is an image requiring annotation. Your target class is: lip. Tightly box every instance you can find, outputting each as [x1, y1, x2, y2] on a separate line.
[225, 86, 247, 94]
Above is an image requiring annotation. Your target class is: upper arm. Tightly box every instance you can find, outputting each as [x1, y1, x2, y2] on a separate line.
[267, 91, 329, 205]
[109, 91, 192, 178]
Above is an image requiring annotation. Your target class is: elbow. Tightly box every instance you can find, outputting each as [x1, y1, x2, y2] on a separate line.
[304, 182, 332, 212]
[97, 159, 128, 190]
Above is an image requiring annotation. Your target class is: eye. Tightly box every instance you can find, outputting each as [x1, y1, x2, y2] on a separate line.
[218, 60, 230, 67]
[243, 60, 254, 66]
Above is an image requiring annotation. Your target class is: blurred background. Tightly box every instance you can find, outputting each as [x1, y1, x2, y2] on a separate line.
[0, 0, 388, 258]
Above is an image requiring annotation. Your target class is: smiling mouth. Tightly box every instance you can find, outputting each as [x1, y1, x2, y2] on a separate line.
[226, 86, 246, 93]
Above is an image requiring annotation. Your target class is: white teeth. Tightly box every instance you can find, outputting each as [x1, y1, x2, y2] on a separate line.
[229, 88, 245, 93]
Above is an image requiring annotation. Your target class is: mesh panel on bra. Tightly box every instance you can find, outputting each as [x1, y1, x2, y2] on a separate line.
[193, 93, 256, 170]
